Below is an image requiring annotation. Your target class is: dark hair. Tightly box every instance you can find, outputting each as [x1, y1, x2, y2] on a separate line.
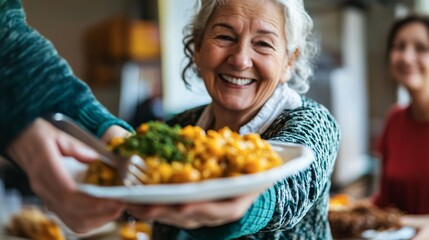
[386, 14, 429, 58]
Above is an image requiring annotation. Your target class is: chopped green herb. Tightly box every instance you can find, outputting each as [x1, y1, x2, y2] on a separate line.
[113, 121, 192, 163]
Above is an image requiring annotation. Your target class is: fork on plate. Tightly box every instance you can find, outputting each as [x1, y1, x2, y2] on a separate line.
[45, 113, 146, 187]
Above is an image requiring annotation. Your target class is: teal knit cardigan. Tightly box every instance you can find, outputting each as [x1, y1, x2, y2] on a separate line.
[154, 98, 340, 240]
[0, 0, 132, 154]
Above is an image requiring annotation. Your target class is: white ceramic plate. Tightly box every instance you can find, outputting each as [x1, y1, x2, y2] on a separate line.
[70, 141, 314, 204]
[361, 226, 416, 240]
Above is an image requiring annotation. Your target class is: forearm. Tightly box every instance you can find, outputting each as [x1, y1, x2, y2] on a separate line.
[0, 0, 132, 154]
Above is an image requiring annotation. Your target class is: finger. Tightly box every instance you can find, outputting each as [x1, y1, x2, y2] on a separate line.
[33, 132, 125, 232]
[127, 205, 169, 220]
[46, 193, 126, 233]
[132, 202, 238, 228]
[127, 192, 260, 228]
[26, 135, 77, 199]
[34, 172, 125, 233]
[153, 209, 229, 229]
[401, 215, 429, 227]
[7, 119, 124, 233]
[157, 217, 203, 229]
[56, 131, 100, 163]
[101, 125, 130, 143]
[127, 204, 198, 227]
[178, 192, 259, 221]
[412, 229, 429, 240]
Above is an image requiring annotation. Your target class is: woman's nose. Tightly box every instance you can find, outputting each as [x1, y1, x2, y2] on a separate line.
[227, 43, 253, 70]
[401, 47, 416, 63]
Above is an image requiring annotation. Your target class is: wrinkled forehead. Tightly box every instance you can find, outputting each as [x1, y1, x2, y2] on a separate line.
[210, 0, 285, 23]
[207, 0, 286, 35]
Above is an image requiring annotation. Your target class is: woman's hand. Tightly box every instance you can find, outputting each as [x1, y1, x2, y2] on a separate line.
[6, 118, 127, 233]
[127, 191, 261, 229]
[401, 215, 429, 240]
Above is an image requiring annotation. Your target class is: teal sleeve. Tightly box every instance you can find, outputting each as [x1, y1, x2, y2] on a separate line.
[185, 187, 276, 240]
[0, 0, 133, 154]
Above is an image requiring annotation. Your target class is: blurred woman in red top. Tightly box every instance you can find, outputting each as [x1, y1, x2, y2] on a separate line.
[373, 14, 429, 240]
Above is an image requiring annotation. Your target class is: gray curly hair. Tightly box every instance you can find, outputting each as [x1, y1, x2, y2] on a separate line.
[181, 0, 318, 94]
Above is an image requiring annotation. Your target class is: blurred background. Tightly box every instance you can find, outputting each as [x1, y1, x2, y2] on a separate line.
[1, 0, 429, 201]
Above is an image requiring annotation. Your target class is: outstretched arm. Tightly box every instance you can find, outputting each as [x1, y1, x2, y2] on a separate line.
[0, 0, 132, 156]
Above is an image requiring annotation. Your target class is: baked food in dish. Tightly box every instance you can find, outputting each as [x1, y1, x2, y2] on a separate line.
[328, 194, 403, 238]
[7, 206, 64, 240]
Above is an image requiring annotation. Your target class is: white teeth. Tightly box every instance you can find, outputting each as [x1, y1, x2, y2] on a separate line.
[221, 74, 253, 86]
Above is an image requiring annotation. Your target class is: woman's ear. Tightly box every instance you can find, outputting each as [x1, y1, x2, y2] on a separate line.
[280, 48, 300, 83]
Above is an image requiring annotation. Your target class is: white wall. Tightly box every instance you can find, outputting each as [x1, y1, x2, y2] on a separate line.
[158, 0, 211, 115]
[331, 8, 370, 186]
[417, 0, 429, 13]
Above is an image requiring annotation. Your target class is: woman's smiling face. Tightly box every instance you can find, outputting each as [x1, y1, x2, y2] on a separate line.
[194, 0, 293, 117]
[390, 22, 429, 93]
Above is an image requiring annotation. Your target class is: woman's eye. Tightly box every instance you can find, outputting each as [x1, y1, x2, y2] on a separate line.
[216, 35, 234, 41]
[256, 41, 274, 49]
[392, 43, 405, 52]
[416, 44, 429, 53]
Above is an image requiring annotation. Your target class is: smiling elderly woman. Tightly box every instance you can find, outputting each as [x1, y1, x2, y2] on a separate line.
[129, 0, 340, 239]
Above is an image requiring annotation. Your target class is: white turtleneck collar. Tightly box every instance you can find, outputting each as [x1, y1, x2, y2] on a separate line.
[195, 83, 302, 135]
